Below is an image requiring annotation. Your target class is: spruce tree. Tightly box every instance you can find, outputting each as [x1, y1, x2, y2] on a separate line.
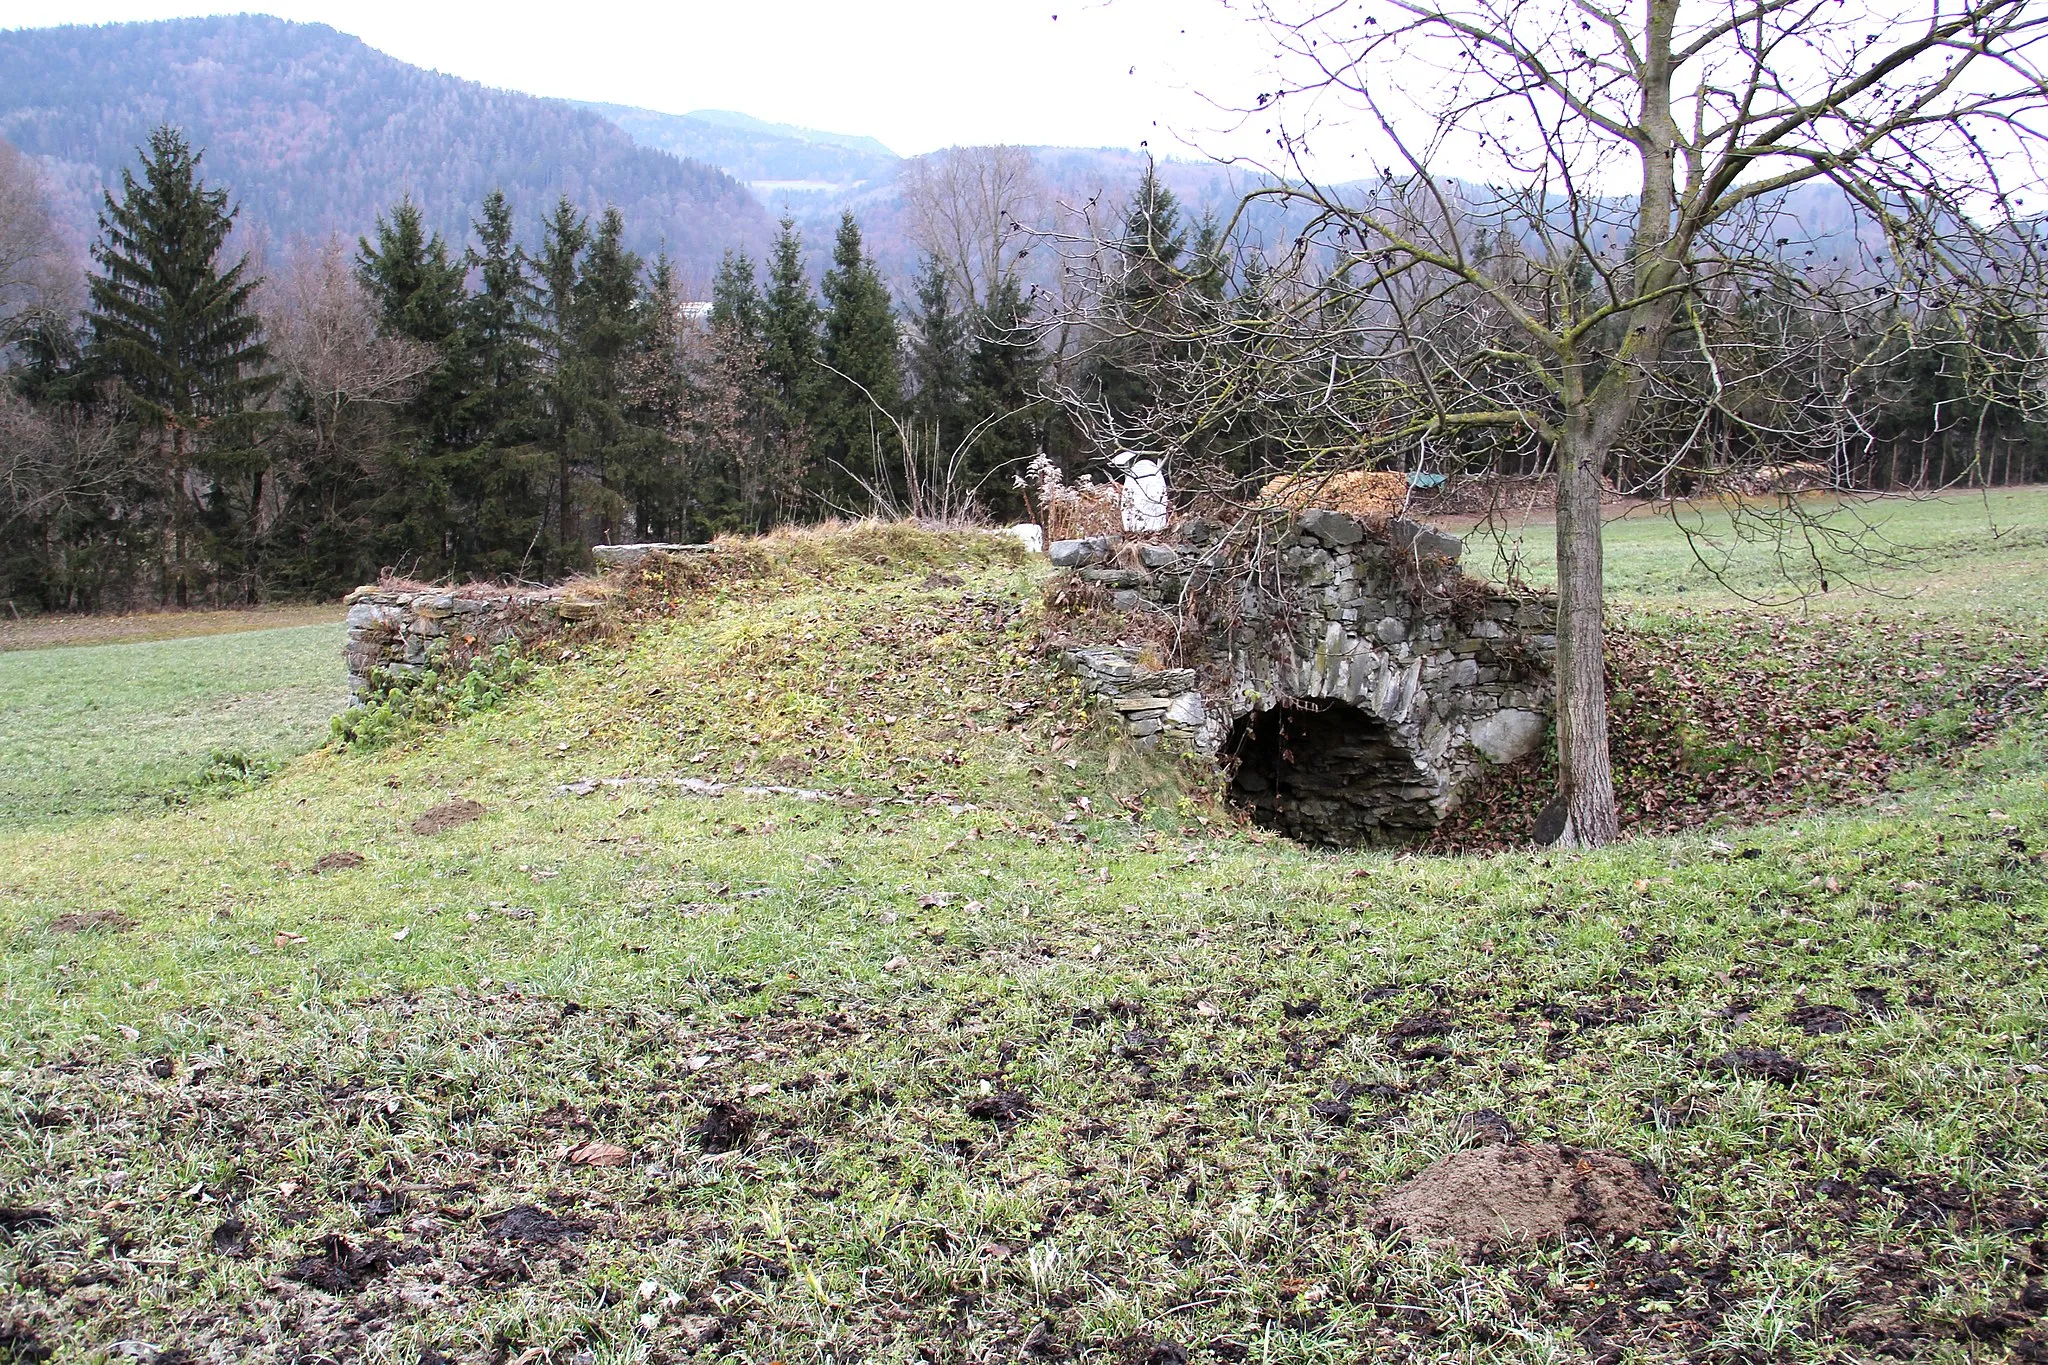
[534, 196, 590, 574]
[453, 189, 547, 574]
[85, 125, 273, 604]
[817, 212, 902, 506]
[357, 198, 467, 448]
[704, 250, 776, 532]
[627, 251, 690, 540]
[758, 219, 820, 486]
[1087, 162, 1187, 430]
[573, 206, 647, 544]
[709, 250, 763, 339]
[967, 272, 1047, 516]
[906, 253, 968, 456]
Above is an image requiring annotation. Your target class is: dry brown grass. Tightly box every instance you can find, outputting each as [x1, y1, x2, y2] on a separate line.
[1040, 486, 1124, 541]
[0, 603, 344, 653]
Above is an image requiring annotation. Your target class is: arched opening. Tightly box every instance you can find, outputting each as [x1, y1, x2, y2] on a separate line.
[1225, 701, 1438, 846]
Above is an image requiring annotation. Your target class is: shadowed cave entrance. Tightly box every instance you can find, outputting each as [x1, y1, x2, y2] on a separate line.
[1225, 701, 1440, 846]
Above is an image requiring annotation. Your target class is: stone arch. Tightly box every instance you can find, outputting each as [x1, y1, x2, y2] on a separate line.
[1225, 700, 1442, 846]
[1055, 509, 1556, 845]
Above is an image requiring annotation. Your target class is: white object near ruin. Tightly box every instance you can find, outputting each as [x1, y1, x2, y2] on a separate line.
[1111, 452, 1169, 533]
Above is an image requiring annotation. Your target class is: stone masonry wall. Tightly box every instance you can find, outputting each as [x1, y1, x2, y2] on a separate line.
[1053, 511, 1555, 844]
[344, 543, 716, 694]
[342, 584, 599, 697]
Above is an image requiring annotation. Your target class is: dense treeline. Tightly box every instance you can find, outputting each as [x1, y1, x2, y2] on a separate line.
[0, 128, 1051, 610]
[1069, 174, 2048, 501]
[4, 127, 2044, 612]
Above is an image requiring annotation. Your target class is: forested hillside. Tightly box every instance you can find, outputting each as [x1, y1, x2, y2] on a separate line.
[0, 15, 772, 277]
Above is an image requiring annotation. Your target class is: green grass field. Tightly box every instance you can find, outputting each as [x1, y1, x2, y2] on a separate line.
[0, 501, 2045, 1363]
[1465, 487, 2048, 613]
[0, 620, 348, 828]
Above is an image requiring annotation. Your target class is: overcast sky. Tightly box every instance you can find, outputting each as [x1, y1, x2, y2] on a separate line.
[2, 0, 1290, 160]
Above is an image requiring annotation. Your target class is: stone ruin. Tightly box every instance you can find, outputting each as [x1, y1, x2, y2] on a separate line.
[342, 583, 601, 696]
[1054, 510, 1555, 845]
[342, 521, 1551, 847]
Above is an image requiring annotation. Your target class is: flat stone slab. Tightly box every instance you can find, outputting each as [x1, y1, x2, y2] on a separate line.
[592, 543, 714, 567]
[556, 776, 837, 802]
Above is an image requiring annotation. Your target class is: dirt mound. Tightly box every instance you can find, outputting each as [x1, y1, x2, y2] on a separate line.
[1372, 1143, 1670, 1250]
[48, 909, 137, 934]
[411, 799, 485, 836]
[1258, 469, 1410, 519]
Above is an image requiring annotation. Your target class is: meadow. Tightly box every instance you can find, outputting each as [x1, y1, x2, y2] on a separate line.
[0, 614, 347, 829]
[0, 493, 2044, 1364]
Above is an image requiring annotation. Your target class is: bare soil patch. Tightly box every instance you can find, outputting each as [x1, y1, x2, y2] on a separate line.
[1371, 1144, 1671, 1251]
[46, 910, 136, 934]
[411, 799, 485, 836]
[309, 850, 365, 874]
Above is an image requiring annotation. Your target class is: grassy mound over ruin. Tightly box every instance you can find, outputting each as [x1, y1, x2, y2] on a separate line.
[0, 509, 2046, 1363]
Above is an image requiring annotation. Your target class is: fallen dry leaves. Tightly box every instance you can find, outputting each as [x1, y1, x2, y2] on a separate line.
[563, 1140, 630, 1168]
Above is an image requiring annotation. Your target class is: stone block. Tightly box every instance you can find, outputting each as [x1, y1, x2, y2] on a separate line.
[346, 602, 403, 630]
[592, 542, 714, 568]
[1050, 536, 1116, 568]
[411, 595, 459, 619]
[1136, 543, 1181, 569]
[1375, 617, 1409, 645]
[1063, 646, 1140, 679]
[1468, 708, 1547, 763]
[1389, 517, 1464, 562]
[1080, 568, 1149, 589]
[1298, 508, 1366, 546]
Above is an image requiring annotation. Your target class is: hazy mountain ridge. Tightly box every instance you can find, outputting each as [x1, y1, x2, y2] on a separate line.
[573, 103, 1880, 294]
[0, 15, 773, 281]
[0, 14, 1884, 304]
[571, 103, 900, 191]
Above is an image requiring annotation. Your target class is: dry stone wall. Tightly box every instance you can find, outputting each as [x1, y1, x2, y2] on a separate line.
[343, 584, 597, 696]
[1055, 511, 1555, 845]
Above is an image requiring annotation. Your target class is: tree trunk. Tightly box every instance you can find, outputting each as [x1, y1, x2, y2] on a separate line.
[556, 441, 572, 580]
[170, 426, 189, 608]
[1551, 421, 1621, 847]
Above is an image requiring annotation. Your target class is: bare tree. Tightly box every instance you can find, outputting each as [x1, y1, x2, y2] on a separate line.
[0, 138, 72, 337]
[903, 145, 1047, 310]
[1054, 0, 2048, 846]
[265, 241, 436, 461]
[256, 241, 436, 551]
[819, 359, 1031, 523]
[0, 388, 132, 535]
[658, 311, 811, 534]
